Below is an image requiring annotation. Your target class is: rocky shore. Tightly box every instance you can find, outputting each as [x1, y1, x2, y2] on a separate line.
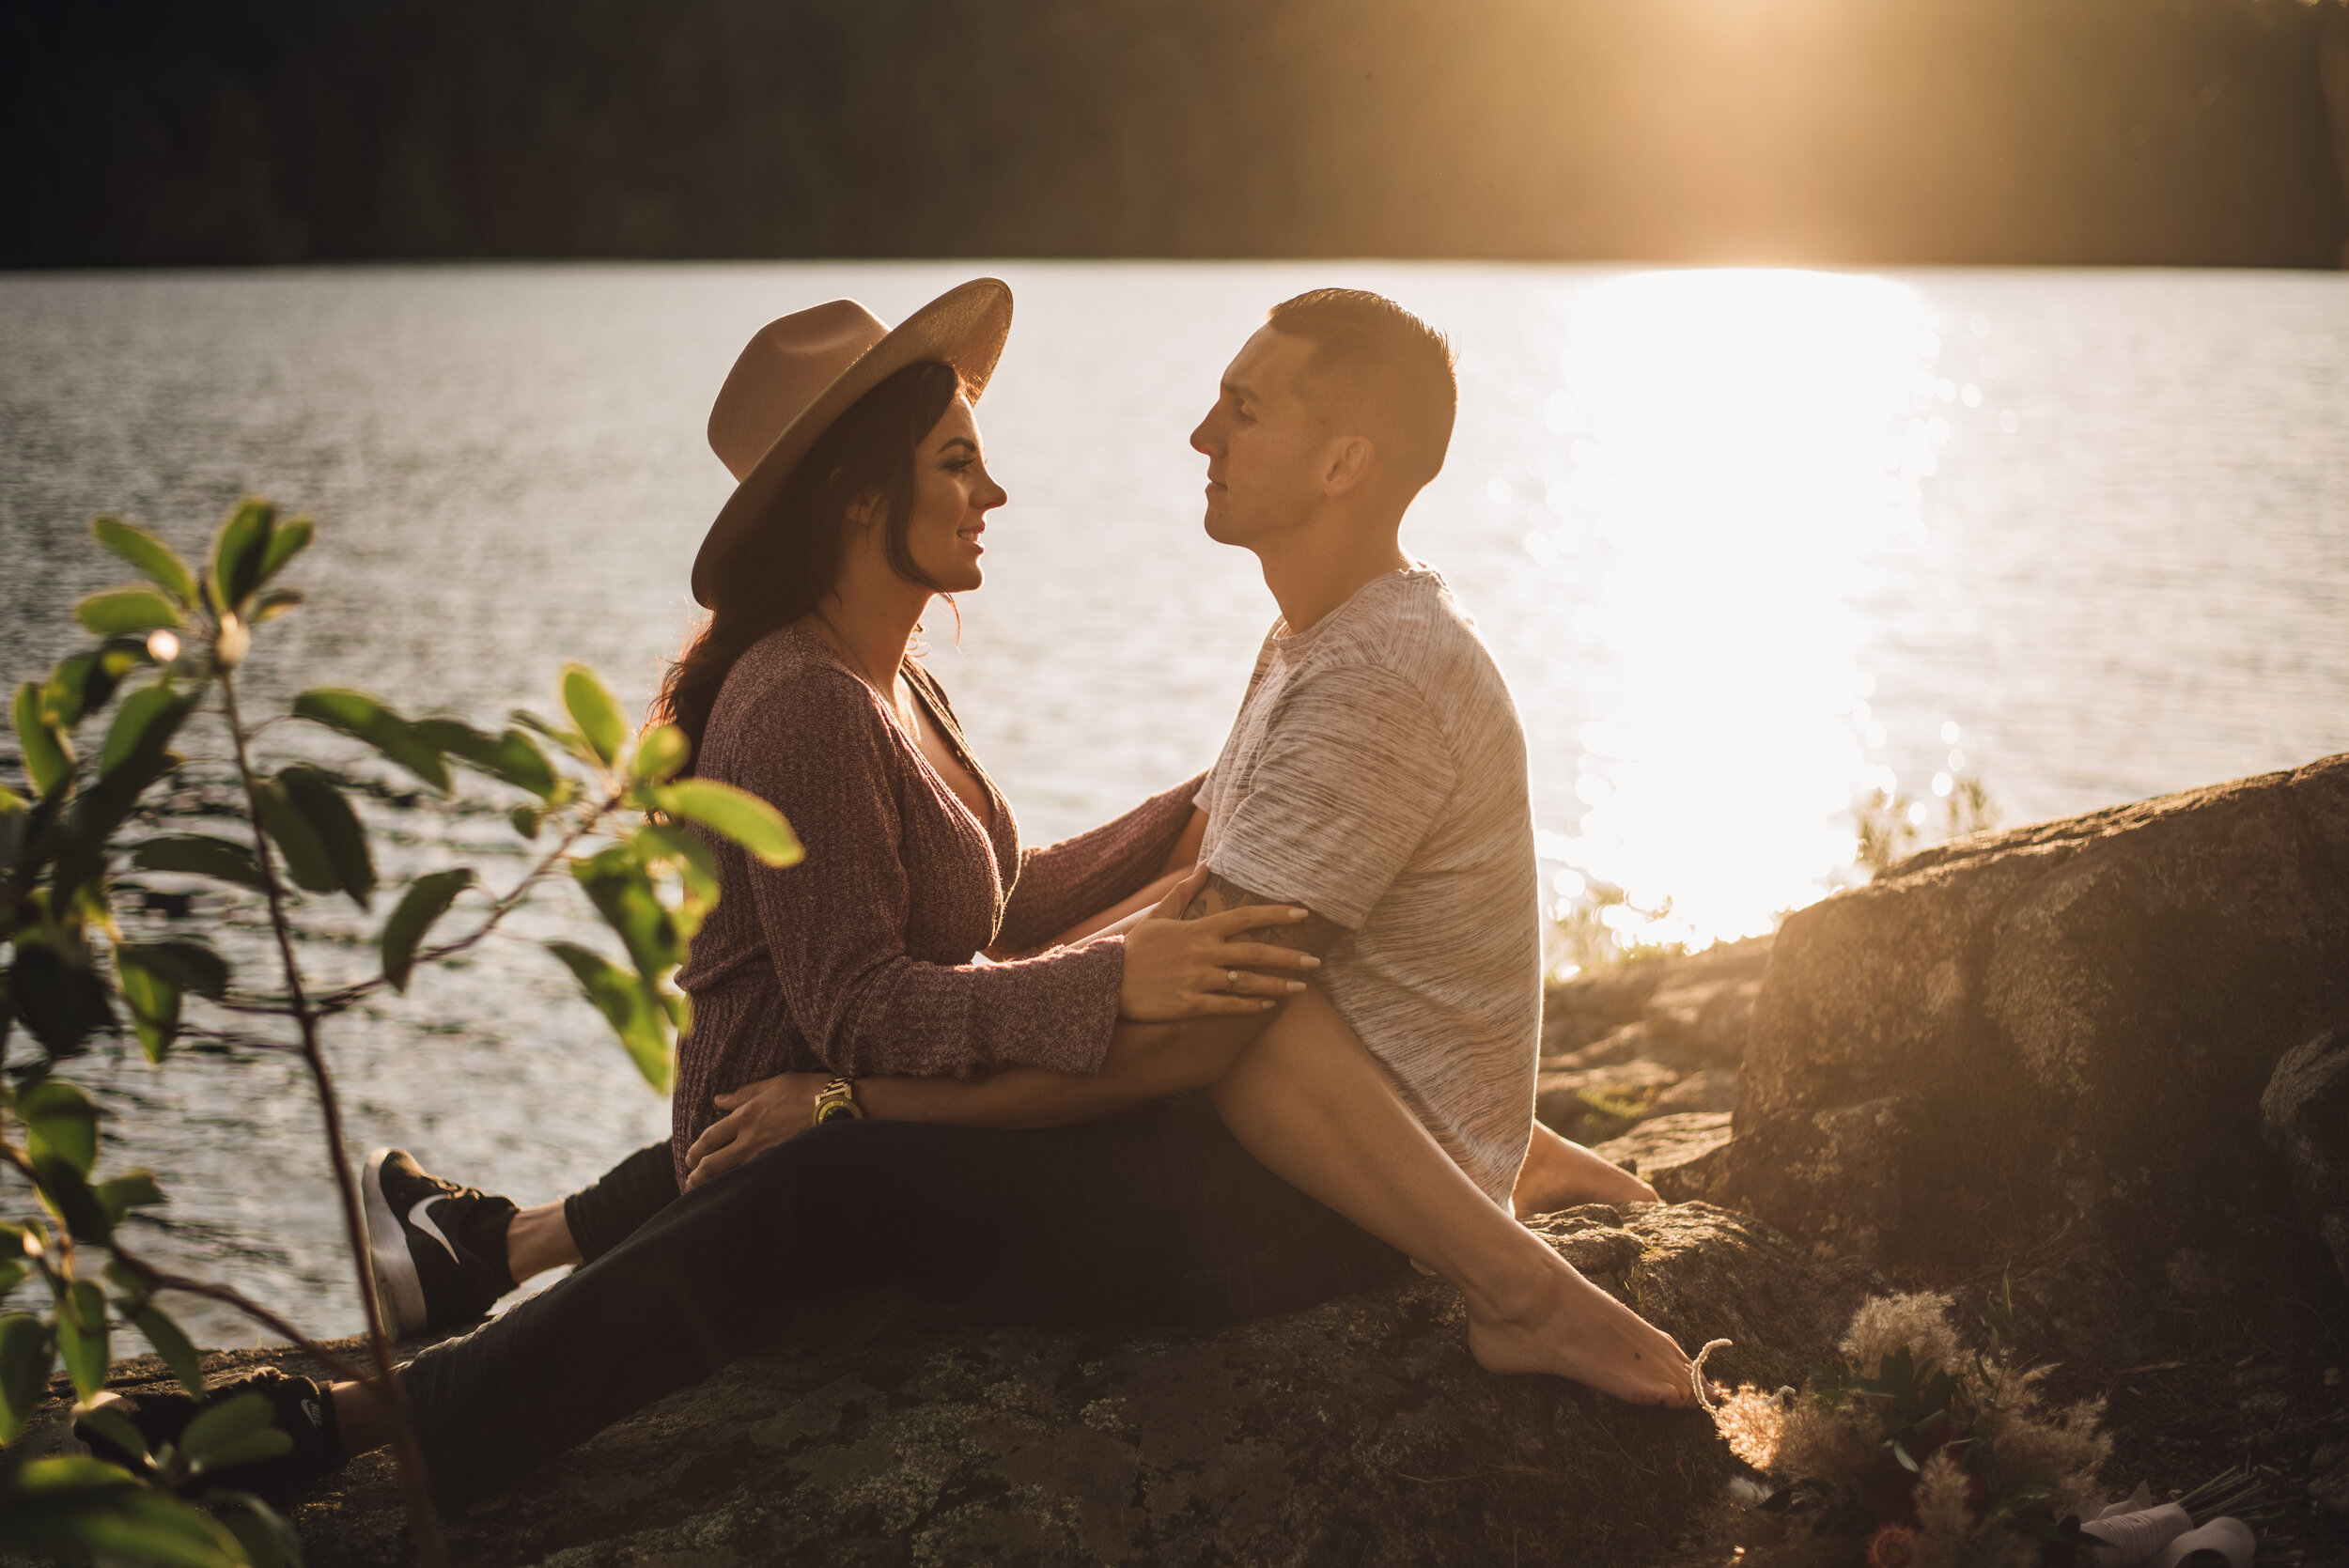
[24, 753, 2349, 1565]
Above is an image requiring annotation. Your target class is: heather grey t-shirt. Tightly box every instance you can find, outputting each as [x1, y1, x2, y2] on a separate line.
[1195, 567, 1542, 1204]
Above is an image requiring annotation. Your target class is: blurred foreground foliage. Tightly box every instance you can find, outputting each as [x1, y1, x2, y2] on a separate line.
[0, 502, 800, 1565]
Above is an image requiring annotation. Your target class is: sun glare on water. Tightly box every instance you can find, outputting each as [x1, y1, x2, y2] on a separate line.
[1522, 269, 1944, 962]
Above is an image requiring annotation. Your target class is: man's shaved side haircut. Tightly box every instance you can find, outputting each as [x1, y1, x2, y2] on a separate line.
[1265, 289, 1458, 493]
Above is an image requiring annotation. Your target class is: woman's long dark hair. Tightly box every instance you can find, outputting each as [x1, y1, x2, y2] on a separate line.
[652, 359, 965, 771]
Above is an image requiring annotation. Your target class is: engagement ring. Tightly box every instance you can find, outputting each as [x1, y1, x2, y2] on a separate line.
[1226, 970, 1239, 986]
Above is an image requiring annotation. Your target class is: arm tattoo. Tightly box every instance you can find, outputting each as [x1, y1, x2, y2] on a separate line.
[1182, 870, 1346, 959]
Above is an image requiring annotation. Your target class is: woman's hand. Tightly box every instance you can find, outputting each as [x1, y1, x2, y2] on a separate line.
[1116, 865, 1322, 1023]
[684, 1071, 831, 1188]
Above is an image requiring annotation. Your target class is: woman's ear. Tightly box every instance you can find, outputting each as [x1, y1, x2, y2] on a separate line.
[842, 485, 886, 532]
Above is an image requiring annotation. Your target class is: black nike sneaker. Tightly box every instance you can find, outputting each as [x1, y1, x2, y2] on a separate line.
[363, 1147, 519, 1339]
[75, 1368, 345, 1505]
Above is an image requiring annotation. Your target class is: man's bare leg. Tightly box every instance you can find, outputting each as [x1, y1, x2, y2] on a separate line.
[507, 1202, 583, 1282]
[1207, 987, 1703, 1407]
[1512, 1122, 1657, 1219]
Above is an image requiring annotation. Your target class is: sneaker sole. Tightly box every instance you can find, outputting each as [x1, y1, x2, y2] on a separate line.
[363, 1150, 428, 1340]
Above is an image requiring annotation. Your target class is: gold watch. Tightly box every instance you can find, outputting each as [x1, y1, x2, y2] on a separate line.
[812, 1076, 863, 1124]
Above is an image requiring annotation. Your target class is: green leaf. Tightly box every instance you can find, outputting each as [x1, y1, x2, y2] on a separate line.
[46, 644, 146, 729]
[0, 1312, 56, 1442]
[132, 834, 267, 892]
[0, 1261, 26, 1300]
[208, 501, 274, 614]
[209, 1491, 301, 1568]
[251, 781, 336, 896]
[630, 722, 689, 784]
[75, 587, 186, 639]
[191, 1428, 294, 1473]
[507, 803, 542, 839]
[12, 681, 73, 799]
[655, 779, 802, 868]
[96, 1170, 166, 1226]
[275, 766, 373, 908]
[289, 689, 451, 792]
[573, 846, 685, 975]
[380, 868, 474, 993]
[57, 1277, 110, 1404]
[0, 1460, 250, 1568]
[179, 1390, 272, 1464]
[412, 718, 557, 799]
[117, 951, 183, 1062]
[254, 514, 313, 587]
[10, 937, 117, 1053]
[132, 1304, 205, 1396]
[100, 684, 194, 779]
[93, 518, 197, 607]
[560, 664, 629, 767]
[545, 941, 673, 1094]
[20, 1078, 100, 1175]
[75, 1404, 151, 1466]
[117, 940, 229, 1001]
[248, 589, 303, 624]
[35, 1159, 115, 1244]
[636, 823, 721, 911]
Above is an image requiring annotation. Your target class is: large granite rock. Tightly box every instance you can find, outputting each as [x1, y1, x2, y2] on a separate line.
[30, 1205, 1872, 1568]
[2263, 1024, 2349, 1281]
[1730, 752, 2349, 1268]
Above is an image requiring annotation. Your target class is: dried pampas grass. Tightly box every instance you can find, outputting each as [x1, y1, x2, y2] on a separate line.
[1705, 1286, 2110, 1567]
[1838, 1292, 1965, 1382]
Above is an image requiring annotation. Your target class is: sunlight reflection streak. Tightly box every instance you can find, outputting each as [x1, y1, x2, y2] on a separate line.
[1527, 270, 1935, 957]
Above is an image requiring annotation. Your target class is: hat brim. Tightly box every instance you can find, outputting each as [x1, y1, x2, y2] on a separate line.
[691, 277, 1015, 609]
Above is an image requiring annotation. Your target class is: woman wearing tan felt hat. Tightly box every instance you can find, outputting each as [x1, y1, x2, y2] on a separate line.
[167, 280, 1708, 1505]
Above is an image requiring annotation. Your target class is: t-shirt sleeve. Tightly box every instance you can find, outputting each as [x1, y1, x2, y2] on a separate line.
[1203, 664, 1456, 929]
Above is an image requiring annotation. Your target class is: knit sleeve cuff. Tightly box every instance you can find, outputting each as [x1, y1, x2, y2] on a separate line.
[965, 935, 1124, 1077]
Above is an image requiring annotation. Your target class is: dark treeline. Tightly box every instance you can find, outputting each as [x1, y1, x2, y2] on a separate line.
[5, 0, 2346, 268]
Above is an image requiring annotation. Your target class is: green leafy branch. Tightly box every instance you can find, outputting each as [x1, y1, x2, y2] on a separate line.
[1, 500, 801, 1568]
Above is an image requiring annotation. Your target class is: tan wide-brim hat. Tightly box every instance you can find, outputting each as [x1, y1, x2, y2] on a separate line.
[692, 277, 1014, 608]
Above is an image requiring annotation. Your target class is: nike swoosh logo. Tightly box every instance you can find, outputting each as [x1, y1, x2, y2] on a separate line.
[408, 1197, 462, 1265]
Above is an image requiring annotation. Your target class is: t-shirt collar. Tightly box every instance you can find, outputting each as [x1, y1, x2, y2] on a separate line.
[1271, 561, 1439, 656]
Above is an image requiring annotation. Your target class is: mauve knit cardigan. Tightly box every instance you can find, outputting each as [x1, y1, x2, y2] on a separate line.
[669, 623, 1201, 1181]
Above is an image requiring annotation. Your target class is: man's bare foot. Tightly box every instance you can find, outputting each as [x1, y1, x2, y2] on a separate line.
[1463, 1255, 1707, 1407]
[1512, 1122, 1658, 1219]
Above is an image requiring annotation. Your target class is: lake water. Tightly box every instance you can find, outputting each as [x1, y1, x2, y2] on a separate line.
[3, 261, 2346, 1343]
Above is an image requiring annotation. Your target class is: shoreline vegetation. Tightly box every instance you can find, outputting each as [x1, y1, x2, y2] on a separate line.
[5, 0, 2346, 271]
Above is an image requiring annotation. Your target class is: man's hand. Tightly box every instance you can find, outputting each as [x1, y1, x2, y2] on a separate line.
[684, 1071, 829, 1188]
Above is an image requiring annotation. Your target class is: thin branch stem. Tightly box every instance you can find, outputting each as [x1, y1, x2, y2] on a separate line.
[106, 1242, 376, 1387]
[218, 665, 448, 1568]
[303, 792, 620, 1014]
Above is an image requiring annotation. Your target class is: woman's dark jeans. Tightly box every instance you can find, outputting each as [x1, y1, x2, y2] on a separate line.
[403, 1093, 1405, 1507]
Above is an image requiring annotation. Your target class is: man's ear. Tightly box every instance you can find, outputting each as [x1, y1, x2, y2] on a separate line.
[1322, 434, 1376, 497]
